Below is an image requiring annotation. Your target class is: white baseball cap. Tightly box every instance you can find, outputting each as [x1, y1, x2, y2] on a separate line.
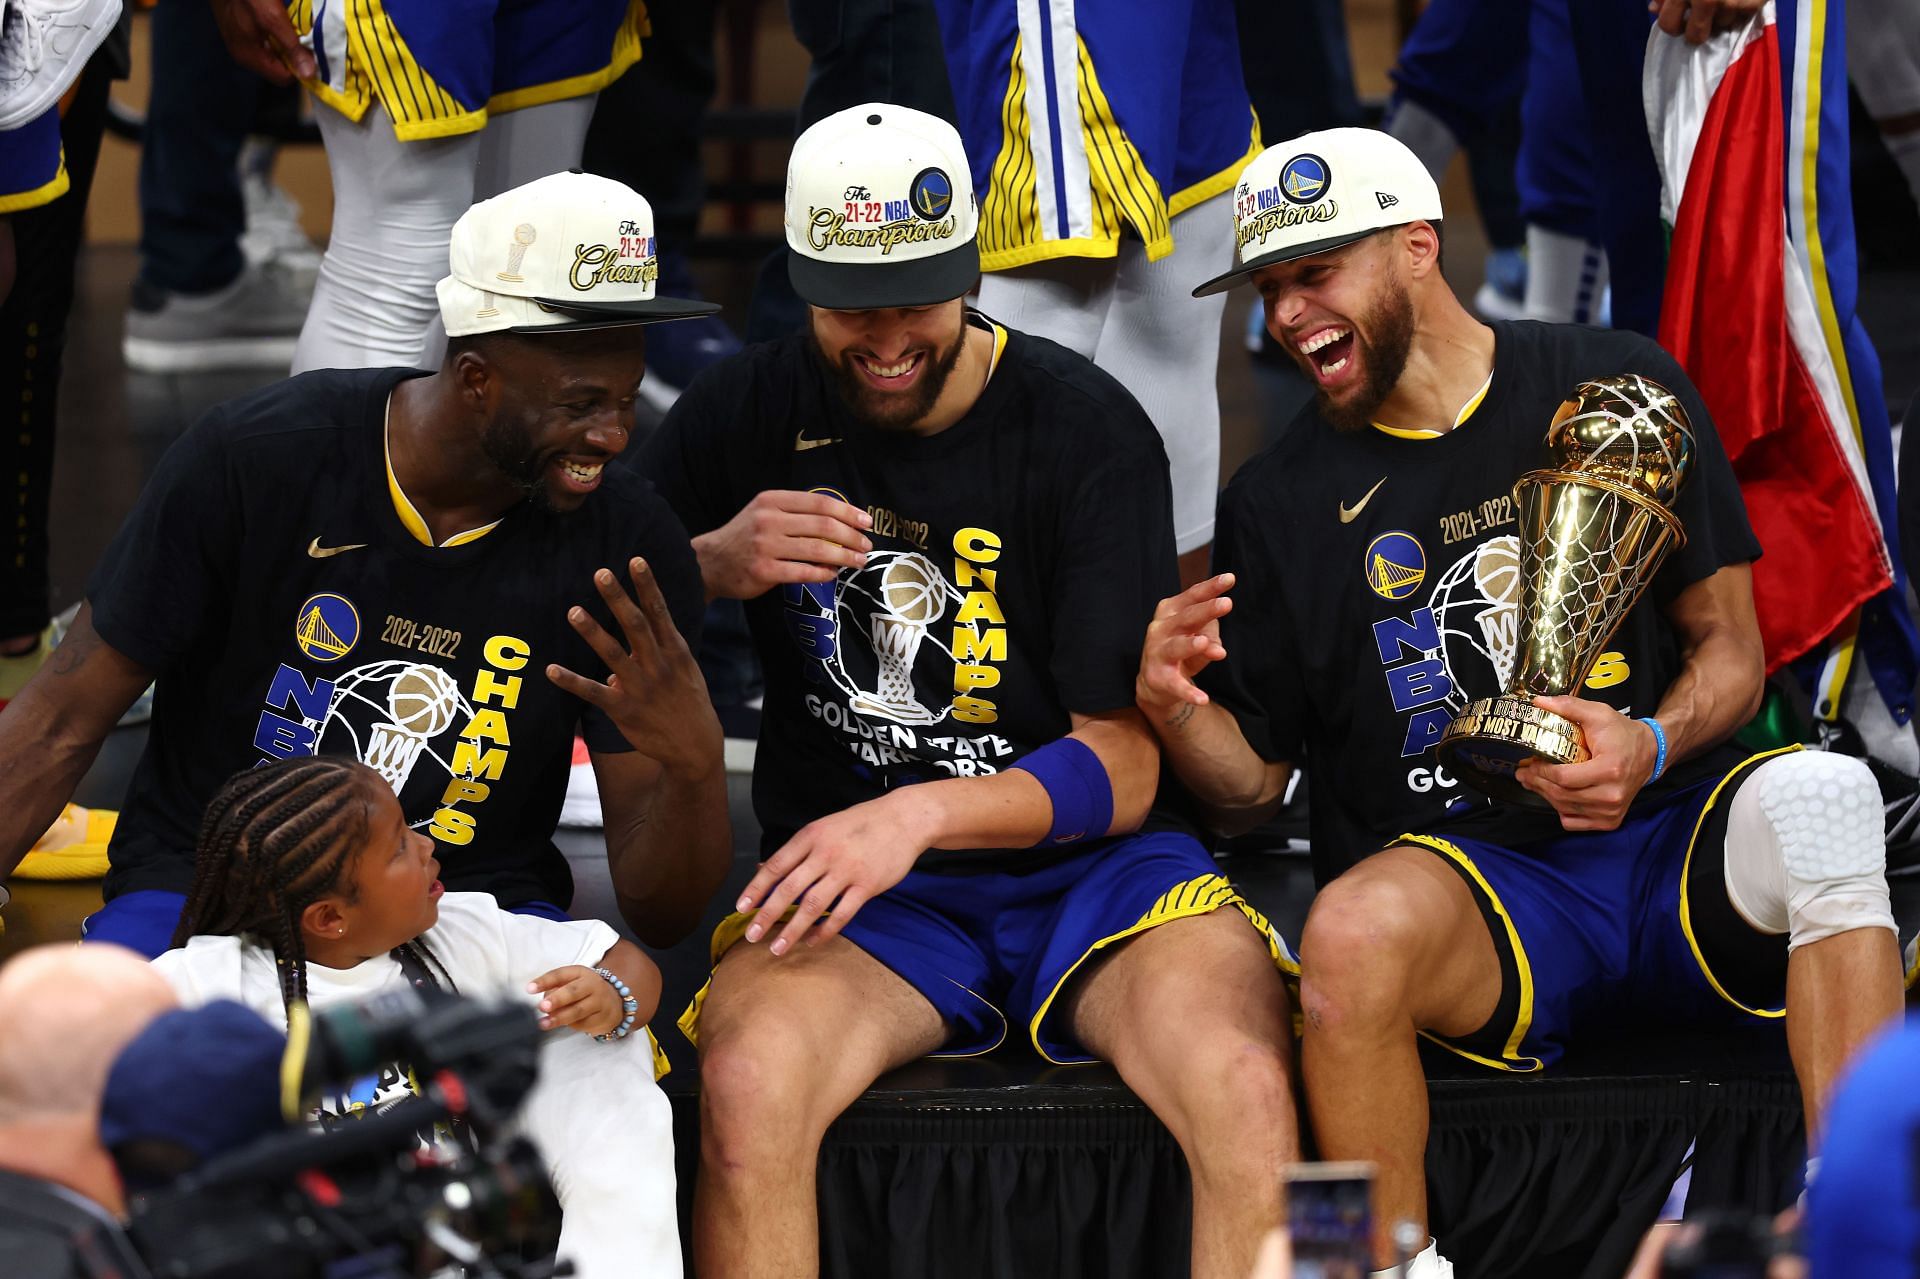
[436, 170, 720, 337]
[784, 104, 980, 310]
[1193, 127, 1444, 298]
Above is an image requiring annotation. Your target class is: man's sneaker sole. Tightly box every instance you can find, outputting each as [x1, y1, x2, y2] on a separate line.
[123, 334, 298, 374]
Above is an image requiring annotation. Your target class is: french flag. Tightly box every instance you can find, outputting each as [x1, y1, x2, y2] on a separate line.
[1645, 1, 1917, 721]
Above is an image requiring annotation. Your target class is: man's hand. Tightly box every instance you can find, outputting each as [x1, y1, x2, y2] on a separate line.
[735, 791, 935, 955]
[545, 558, 722, 778]
[1515, 694, 1659, 831]
[1652, 0, 1765, 44]
[527, 965, 625, 1036]
[208, 0, 317, 83]
[692, 489, 872, 600]
[1135, 573, 1234, 724]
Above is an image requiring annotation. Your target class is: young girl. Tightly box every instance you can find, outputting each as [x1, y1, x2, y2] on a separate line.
[150, 755, 680, 1279]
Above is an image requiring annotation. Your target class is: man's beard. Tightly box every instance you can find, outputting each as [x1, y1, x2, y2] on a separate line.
[480, 414, 559, 512]
[811, 323, 967, 432]
[1315, 281, 1415, 433]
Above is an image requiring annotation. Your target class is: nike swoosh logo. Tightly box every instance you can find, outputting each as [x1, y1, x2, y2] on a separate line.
[794, 430, 842, 452]
[308, 537, 369, 558]
[1338, 477, 1387, 524]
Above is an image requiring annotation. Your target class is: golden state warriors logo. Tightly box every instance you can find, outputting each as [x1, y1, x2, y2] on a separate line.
[910, 168, 953, 221]
[295, 593, 360, 662]
[1365, 531, 1426, 601]
[1281, 154, 1331, 205]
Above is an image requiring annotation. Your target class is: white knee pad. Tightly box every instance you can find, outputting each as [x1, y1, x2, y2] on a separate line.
[1723, 752, 1895, 952]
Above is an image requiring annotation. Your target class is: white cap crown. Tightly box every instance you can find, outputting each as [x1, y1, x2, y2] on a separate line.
[437, 170, 717, 337]
[1194, 128, 1444, 298]
[784, 105, 981, 310]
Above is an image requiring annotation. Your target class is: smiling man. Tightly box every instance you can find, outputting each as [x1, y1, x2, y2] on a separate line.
[0, 172, 733, 959]
[639, 105, 1299, 1279]
[1140, 128, 1905, 1275]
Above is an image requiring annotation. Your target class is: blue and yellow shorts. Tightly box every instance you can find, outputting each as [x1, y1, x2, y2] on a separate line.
[1401, 748, 1799, 1073]
[680, 830, 1297, 1064]
[0, 106, 67, 213]
[290, 0, 648, 140]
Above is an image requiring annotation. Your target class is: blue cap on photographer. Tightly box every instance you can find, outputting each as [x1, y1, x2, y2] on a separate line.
[100, 1001, 287, 1190]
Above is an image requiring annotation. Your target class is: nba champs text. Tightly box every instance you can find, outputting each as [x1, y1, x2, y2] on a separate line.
[253, 593, 529, 844]
[782, 513, 1013, 780]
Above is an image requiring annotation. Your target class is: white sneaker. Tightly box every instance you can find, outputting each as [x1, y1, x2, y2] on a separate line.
[0, 0, 119, 130]
[123, 259, 308, 373]
[1372, 1238, 1454, 1278]
[239, 138, 323, 292]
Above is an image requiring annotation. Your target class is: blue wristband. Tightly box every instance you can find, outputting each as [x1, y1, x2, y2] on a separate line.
[1637, 717, 1669, 782]
[1011, 737, 1114, 846]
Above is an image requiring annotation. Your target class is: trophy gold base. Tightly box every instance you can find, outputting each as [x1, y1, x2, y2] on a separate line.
[1435, 695, 1588, 809]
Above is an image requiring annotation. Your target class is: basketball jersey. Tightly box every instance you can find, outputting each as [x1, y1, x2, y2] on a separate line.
[290, 0, 645, 141]
[639, 313, 1195, 872]
[1203, 321, 1760, 881]
[88, 367, 704, 907]
[933, 0, 1260, 270]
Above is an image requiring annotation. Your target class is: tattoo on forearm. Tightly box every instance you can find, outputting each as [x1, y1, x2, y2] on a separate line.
[47, 627, 100, 677]
[1165, 704, 1197, 730]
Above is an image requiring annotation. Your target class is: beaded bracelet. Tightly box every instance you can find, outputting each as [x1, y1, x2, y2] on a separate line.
[1637, 716, 1670, 783]
[591, 966, 640, 1043]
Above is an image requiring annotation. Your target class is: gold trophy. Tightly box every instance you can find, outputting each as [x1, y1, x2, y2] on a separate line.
[1436, 374, 1695, 806]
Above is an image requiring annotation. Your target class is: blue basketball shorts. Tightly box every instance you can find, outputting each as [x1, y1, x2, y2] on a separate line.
[0, 105, 66, 213]
[294, 0, 645, 140]
[1400, 749, 1796, 1072]
[680, 830, 1298, 1064]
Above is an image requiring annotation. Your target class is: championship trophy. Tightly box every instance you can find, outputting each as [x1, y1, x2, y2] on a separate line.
[1435, 374, 1694, 806]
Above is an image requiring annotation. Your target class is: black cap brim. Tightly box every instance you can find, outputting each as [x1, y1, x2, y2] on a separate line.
[1190, 227, 1387, 299]
[510, 294, 724, 333]
[788, 239, 980, 310]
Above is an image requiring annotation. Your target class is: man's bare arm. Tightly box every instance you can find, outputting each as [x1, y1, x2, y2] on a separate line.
[592, 748, 732, 948]
[1649, 562, 1767, 761]
[735, 706, 1165, 954]
[0, 605, 153, 877]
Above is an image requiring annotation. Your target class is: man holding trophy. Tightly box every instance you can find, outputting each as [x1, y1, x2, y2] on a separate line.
[1139, 128, 1905, 1276]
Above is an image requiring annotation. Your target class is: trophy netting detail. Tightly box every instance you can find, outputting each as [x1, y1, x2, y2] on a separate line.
[1511, 375, 1694, 697]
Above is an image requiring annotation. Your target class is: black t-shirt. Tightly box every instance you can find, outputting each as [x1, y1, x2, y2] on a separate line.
[639, 315, 1186, 872]
[89, 368, 704, 907]
[1205, 321, 1762, 883]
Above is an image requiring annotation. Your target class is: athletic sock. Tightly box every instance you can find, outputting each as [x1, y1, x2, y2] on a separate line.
[1523, 225, 1609, 325]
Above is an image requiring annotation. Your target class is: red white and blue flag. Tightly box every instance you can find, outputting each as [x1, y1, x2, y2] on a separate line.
[1645, 0, 1916, 724]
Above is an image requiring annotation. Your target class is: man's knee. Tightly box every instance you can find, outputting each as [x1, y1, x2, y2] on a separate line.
[1171, 1034, 1296, 1153]
[1298, 859, 1439, 1033]
[698, 1021, 838, 1170]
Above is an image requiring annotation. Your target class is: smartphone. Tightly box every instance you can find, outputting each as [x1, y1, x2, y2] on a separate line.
[1284, 1161, 1375, 1279]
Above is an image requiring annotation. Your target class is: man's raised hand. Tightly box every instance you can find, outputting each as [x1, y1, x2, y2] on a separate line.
[1136, 573, 1235, 725]
[693, 489, 873, 600]
[545, 558, 721, 777]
